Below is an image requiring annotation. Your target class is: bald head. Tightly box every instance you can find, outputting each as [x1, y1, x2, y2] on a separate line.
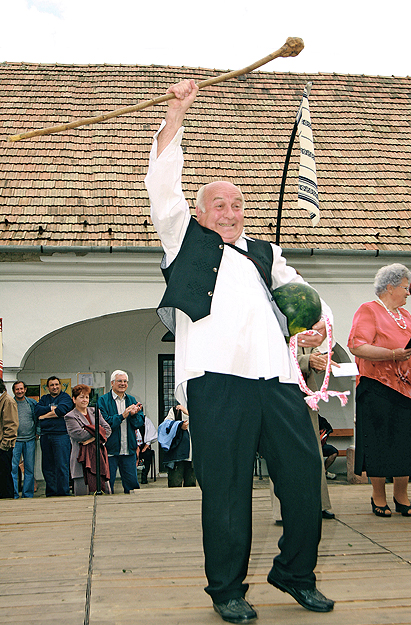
[195, 181, 245, 244]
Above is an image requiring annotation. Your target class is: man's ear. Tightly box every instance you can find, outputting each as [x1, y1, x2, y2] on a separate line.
[195, 205, 202, 220]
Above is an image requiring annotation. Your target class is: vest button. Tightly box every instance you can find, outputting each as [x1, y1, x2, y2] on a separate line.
[212, 267, 218, 272]
[208, 291, 213, 297]
[219, 244, 224, 249]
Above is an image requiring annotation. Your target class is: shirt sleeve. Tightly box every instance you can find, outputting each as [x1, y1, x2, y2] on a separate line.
[348, 304, 377, 348]
[28, 399, 41, 435]
[34, 395, 50, 417]
[64, 413, 92, 442]
[144, 121, 191, 266]
[0, 396, 18, 451]
[164, 407, 175, 421]
[99, 395, 123, 431]
[144, 417, 158, 444]
[97, 411, 112, 439]
[129, 409, 145, 430]
[297, 347, 316, 374]
[54, 393, 74, 417]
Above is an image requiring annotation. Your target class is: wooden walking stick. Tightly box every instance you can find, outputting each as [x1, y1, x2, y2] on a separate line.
[8, 37, 304, 143]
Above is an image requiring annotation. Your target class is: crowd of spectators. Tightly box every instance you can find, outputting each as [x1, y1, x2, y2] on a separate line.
[0, 370, 157, 498]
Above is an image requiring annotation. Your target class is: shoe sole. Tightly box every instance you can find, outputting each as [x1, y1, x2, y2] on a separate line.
[267, 576, 334, 613]
[213, 605, 258, 624]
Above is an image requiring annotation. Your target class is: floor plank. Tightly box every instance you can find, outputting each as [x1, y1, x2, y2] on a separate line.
[1, 481, 411, 624]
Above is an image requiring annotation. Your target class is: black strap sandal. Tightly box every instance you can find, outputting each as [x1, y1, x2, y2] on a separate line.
[393, 497, 411, 516]
[371, 497, 392, 517]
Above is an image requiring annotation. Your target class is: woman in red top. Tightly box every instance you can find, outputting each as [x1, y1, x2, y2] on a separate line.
[348, 263, 411, 517]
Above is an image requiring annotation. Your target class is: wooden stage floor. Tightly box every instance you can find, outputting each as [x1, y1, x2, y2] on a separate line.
[1, 479, 411, 625]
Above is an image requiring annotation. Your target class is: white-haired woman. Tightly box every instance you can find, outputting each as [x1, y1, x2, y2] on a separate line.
[348, 263, 411, 517]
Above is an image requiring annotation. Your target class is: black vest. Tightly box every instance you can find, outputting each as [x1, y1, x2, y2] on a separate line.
[157, 217, 276, 334]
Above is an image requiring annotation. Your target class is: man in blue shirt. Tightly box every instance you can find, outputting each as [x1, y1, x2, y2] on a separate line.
[12, 381, 38, 498]
[35, 376, 73, 497]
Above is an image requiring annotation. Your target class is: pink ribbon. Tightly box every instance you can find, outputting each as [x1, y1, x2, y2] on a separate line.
[289, 315, 350, 411]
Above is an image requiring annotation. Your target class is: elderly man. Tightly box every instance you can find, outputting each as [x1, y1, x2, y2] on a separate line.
[99, 370, 144, 494]
[144, 80, 335, 624]
[35, 376, 73, 497]
[12, 381, 38, 498]
[0, 378, 19, 498]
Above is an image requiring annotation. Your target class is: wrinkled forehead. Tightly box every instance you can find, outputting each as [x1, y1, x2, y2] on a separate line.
[204, 181, 244, 206]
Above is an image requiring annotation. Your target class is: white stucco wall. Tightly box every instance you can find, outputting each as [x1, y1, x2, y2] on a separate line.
[4, 248, 404, 371]
[1, 251, 165, 370]
[19, 307, 172, 421]
[2, 247, 411, 475]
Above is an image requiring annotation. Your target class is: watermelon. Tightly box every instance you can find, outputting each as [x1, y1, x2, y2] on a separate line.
[271, 282, 322, 337]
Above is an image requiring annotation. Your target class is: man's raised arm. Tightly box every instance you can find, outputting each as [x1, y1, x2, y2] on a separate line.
[145, 79, 199, 262]
[156, 79, 199, 157]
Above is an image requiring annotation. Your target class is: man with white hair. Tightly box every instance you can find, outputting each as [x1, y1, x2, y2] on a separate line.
[99, 370, 144, 494]
[145, 80, 334, 623]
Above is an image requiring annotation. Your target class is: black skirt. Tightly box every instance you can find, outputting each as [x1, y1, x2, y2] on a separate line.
[355, 376, 411, 477]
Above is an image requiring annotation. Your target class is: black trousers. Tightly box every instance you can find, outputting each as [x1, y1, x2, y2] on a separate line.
[0, 448, 14, 499]
[187, 372, 322, 603]
[138, 447, 154, 478]
[167, 460, 196, 487]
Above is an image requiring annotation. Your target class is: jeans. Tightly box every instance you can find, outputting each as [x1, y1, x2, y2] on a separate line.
[12, 439, 36, 498]
[108, 453, 140, 493]
[40, 433, 71, 496]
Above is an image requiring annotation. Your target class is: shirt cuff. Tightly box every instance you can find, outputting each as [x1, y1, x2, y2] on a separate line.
[150, 121, 185, 162]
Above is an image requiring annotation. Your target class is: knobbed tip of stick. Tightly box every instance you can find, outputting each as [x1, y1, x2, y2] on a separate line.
[281, 37, 304, 58]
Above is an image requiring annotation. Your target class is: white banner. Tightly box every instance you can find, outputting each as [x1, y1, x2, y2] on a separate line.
[296, 82, 320, 226]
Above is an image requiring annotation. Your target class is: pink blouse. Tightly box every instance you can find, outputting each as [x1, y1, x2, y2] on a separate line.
[348, 300, 411, 398]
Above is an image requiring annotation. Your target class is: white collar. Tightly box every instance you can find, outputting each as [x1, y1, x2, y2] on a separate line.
[111, 390, 126, 401]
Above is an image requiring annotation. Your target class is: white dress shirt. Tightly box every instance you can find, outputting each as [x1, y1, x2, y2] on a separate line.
[145, 122, 332, 405]
[136, 416, 158, 446]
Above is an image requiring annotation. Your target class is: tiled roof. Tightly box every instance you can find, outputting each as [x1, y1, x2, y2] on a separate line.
[1, 62, 410, 250]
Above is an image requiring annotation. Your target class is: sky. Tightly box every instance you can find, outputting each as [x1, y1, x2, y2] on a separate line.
[1, 0, 410, 78]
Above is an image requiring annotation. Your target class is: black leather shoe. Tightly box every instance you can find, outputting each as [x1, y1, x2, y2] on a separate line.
[267, 575, 334, 612]
[140, 475, 148, 484]
[213, 597, 258, 623]
[322, 510, 335, 519]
